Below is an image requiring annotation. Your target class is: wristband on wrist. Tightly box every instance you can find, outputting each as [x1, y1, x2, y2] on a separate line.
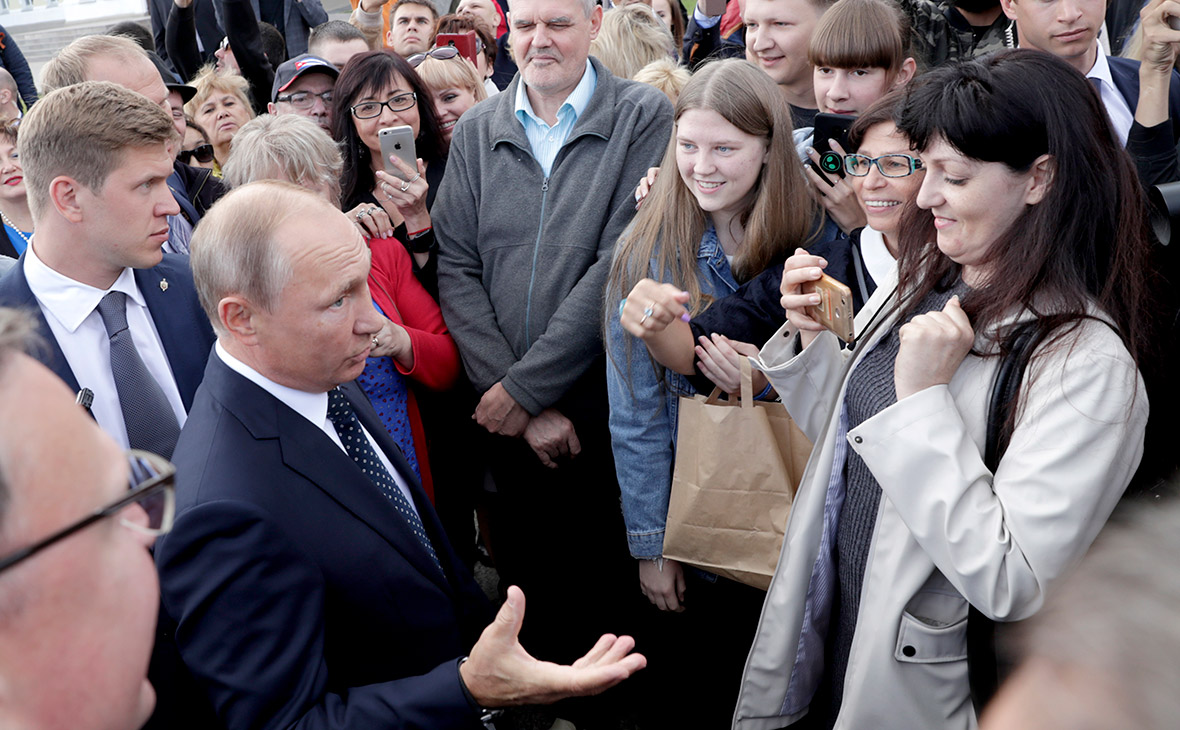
[457, 657, 502, 729]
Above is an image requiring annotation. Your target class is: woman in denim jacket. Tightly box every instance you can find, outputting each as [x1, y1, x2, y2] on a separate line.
[604, 58, 817, 727]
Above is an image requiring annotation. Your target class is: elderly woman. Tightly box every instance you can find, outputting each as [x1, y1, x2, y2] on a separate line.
[185, 66, 255, 173]
[410, 47, 488, 149]
[223, 113, 461, 497]
[725, 49, 1157, 730]
[0, 120, 32, 259]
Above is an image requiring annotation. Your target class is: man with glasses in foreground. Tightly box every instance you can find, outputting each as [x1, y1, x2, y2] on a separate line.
[0, 307, 174, 730]
[268, 53, 339, 133]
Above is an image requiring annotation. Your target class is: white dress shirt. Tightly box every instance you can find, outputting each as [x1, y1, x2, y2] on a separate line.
[23, 242, 187, 450]
[215, 342, 420, 513]
[1087, 47, 1134, 146]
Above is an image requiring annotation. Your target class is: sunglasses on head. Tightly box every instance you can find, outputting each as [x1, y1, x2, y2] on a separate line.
[407, 46, 462, 68]
[178, 143, 215, 165]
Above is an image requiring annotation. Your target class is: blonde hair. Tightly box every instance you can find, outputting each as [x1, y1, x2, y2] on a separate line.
[415, 54, 488, 103]
[41, 34, 146, 93]
[633, 57, 691, 104]
[590, 4, 675, 80]
[608, 59, 817, 312]
[184, 65, 255, 120]
[222, 114, 344, 203]
[20, 81, 175, 221]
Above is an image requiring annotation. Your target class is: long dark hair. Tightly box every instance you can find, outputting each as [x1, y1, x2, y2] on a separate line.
[893, 50, 1156, 370]
[331, 49, 445, 207]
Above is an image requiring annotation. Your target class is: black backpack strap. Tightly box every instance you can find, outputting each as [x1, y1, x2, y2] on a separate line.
[967, 319, 1042, 716]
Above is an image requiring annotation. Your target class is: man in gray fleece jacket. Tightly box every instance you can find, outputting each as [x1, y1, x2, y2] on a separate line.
[433, 0, 673, 706]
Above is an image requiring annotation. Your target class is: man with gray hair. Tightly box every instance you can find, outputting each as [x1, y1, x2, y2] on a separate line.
[154, 179, 646, 729]
[432, 0, 673, 689]
[0, 306, 171, 730]
[0, 81, 214, 459]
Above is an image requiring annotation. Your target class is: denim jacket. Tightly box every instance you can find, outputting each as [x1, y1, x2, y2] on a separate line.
[606, 224, 740, 559]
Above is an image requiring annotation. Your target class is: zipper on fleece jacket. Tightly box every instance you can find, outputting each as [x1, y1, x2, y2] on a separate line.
[523, 176, 549, 344]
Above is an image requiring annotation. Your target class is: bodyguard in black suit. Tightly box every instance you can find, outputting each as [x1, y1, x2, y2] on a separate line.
[0, 81, 214, 456]
[155, 181, 647, 730]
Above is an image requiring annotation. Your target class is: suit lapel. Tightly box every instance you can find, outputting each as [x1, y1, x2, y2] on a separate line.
[3, 261, 81, 393]
[136, 264, 204, 409]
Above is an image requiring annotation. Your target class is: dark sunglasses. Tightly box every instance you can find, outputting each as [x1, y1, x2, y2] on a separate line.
[178, 143, 215, 165]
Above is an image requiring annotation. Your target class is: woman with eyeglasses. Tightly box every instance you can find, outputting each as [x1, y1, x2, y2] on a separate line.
[731, 50, 1157, 729]
[332, 49, 446, 299]
[411, 46, 488, 149]
[0, 120, 32, 261]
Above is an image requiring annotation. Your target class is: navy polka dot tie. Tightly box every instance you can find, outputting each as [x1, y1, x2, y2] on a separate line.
[327, 388, 442, 575]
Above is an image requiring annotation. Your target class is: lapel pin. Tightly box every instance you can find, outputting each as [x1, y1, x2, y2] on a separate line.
[159, 279, 169, 292]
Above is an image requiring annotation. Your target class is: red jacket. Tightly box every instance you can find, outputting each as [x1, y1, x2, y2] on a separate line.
[367, 237, 461, 499]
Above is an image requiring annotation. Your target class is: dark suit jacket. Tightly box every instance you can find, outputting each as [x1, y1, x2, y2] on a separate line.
[1108, 55, 1180, 186]
[0, 254, 214, 406]
[154, 353, 493, 730]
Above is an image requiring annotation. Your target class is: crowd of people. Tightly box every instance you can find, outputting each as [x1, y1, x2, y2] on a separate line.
[0, 0, 1178, 727]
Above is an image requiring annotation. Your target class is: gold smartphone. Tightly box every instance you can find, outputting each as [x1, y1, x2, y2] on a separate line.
[803, 274, 855, 343]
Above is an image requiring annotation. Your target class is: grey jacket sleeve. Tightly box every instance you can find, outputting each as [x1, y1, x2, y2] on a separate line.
[435, 130, 524, 394]
[499, 98, 674, 414]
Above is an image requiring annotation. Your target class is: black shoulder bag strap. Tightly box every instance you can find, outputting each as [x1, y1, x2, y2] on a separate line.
[966, 319, 1042, 716]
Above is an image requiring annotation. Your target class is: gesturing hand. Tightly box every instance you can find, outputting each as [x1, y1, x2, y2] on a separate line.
[893, 295, 975, 401]
[460, 586, 647, 706]
[620, 279, 690, 339]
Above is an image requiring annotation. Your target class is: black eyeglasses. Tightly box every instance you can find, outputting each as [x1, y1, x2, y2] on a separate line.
[276, 89, 334, 109]
[0, 450, 176, 574]
[178, 143, 215, 165]
[844, 153, 925, 178]
[350, 92, 417, 119]
[407, 46, 462, 67]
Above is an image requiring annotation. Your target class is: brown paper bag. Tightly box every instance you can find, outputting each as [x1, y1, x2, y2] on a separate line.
[662, 358, 811, 590]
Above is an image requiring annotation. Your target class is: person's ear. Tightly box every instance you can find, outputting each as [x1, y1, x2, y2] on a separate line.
[999, 0, 1019, 22]
[47, 176, 84, 223]
[587, 4, 604, 41]
[267, 101, 278, 115]
[219, 296, 260, 344]
[385, 28, 395, 48]
[1024, 153, 1054, 206]
[891, 57, 917, 90]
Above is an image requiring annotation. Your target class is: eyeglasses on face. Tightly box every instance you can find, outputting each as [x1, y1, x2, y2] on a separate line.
[177, 143, 215, 165]
[0, 450, 176, 575]
[351, 92, 418, 119]
[844, 153, 925, 178]
[408, 46, 462, 67]
[218, 36, 230, 53]
[277, 89, 334, 110]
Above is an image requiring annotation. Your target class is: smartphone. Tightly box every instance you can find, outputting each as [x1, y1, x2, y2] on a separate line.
[697, 0, 726, 17]
[435, 31, 479, 66]
[803, 274, 855, 344]
[807, 112, 856, 187]
[379, 125, 417, 181]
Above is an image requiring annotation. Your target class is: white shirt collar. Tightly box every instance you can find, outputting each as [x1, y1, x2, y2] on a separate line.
[215, 341, 329, 429]
[23, 241, 145, 333]
[858, 225, 896, 287]
[1086, 46, 1116, 91]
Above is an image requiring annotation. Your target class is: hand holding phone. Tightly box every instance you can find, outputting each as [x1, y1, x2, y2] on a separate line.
[802, 274, 855, 343]
[379, 125, 417, 181]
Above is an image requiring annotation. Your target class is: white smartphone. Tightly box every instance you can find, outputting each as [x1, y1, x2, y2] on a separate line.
[378, 125, 417, 181]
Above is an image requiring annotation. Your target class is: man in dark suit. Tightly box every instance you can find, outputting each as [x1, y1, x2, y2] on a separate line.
[0, 80, 214, 457]
[154, 180, 646, 730]
[1001, 0, 1180, 184]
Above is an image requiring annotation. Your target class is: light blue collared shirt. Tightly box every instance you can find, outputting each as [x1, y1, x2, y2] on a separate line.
[514, 59, 597, 177]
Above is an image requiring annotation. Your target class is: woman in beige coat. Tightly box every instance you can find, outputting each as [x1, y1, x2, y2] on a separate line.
[733, 50, 1159, 730]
